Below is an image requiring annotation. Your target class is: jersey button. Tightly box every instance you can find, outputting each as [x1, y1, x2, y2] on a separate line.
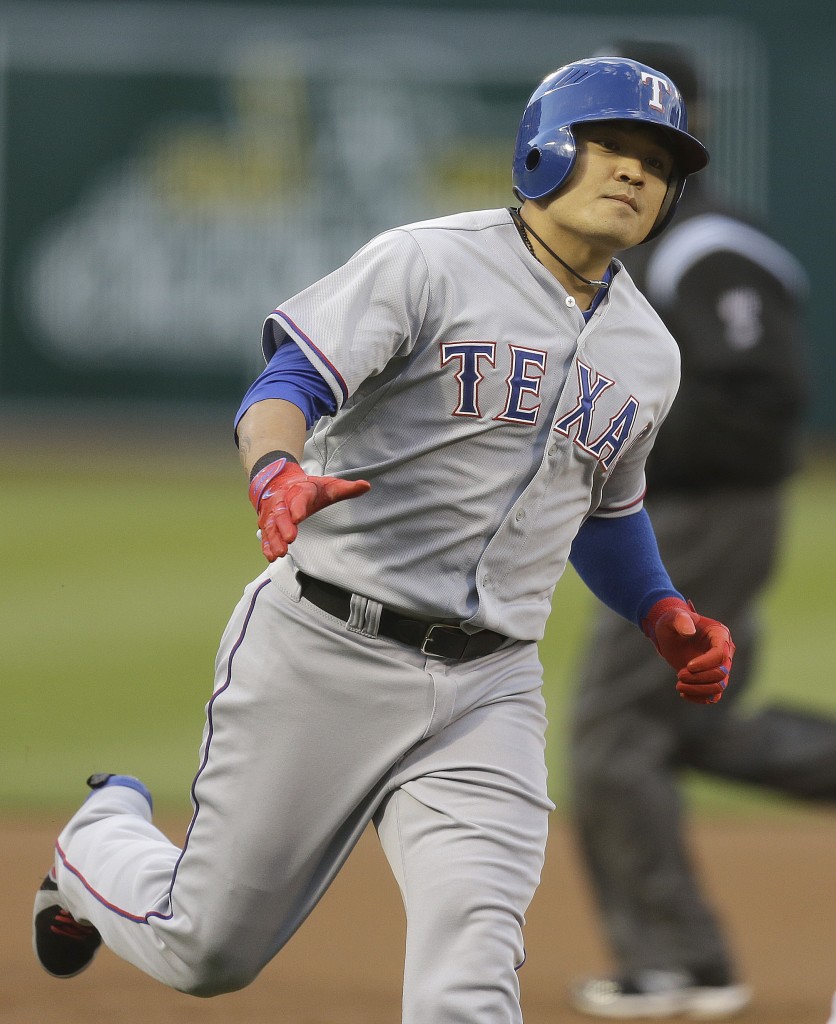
[515, 509, 525, 521]
[565, 296, 576, 308]
[548, 442, 558, 456]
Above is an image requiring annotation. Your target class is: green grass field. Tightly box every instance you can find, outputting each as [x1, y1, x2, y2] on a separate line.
[3, 419, 835, 819]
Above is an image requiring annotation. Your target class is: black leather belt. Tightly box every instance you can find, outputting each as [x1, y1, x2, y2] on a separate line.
[296, 572, 513, 661]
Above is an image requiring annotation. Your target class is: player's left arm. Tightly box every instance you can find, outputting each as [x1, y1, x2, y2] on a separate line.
[569, 509, 733, 704]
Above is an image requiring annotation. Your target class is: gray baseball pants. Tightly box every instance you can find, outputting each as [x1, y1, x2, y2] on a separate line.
[54, 555, 553, 1022]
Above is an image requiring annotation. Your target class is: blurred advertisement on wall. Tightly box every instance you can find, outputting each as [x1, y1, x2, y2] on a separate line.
[0, 3, 765, 405]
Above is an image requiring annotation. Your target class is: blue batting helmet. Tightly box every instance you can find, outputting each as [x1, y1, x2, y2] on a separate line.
[512, 56, 709, 239]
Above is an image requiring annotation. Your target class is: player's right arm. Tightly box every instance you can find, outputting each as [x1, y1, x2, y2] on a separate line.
[235, 227, 429, 560]
[237, 399, 370, 563]
[237, 397, 307, 476]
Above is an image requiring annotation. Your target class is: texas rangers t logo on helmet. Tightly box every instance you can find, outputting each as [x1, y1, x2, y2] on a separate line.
[640, 71, 671, 112]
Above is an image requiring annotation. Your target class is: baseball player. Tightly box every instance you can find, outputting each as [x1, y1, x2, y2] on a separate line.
[33, 57, 735, 1023]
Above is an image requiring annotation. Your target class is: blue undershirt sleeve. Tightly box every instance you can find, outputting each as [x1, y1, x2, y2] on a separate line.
[234, 338, 337, 440]
[568, 508, 683, 627]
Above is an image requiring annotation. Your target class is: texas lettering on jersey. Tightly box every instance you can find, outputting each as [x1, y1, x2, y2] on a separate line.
[440, 341, 639, 470]
[554, 362, 640, 470]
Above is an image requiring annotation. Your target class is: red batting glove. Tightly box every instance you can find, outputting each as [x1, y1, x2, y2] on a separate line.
[248, 458, 371, 562]
[641, 597, 735, 705]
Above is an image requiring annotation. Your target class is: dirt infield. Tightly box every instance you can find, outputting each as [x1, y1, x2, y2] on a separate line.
[5, 811, 835, 1023]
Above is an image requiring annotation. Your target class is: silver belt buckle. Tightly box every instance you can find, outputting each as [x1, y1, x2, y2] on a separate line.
[420, 623, 465, 658]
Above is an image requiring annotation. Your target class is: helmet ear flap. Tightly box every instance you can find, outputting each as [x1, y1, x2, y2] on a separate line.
[525, 148, 542, 172]
[513, 125, 578, 201]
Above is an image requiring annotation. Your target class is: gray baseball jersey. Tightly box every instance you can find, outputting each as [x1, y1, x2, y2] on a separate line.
[264, 207, 680, 640]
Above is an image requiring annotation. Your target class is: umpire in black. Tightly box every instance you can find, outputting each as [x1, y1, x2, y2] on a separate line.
[567, 42, 836, 1019]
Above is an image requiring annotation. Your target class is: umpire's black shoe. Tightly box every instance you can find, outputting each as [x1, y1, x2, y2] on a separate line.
[568, 968, 752, 1019]
[33, 872, 102, 978]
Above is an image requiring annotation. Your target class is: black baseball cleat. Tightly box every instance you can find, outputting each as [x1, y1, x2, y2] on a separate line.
[86, 772, 116, 789]
[32, 872, 102, 979]
[85, 771, 154, 809]
[33, 773, 153, 978]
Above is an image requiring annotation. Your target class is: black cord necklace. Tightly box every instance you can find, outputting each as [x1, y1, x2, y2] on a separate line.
[509, 207, 611, 290]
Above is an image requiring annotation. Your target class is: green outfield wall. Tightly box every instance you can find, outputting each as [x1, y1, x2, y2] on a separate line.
[0, 0, 832, 432]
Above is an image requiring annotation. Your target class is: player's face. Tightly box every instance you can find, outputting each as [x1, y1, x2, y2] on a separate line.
[541, 122, 675, 253]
